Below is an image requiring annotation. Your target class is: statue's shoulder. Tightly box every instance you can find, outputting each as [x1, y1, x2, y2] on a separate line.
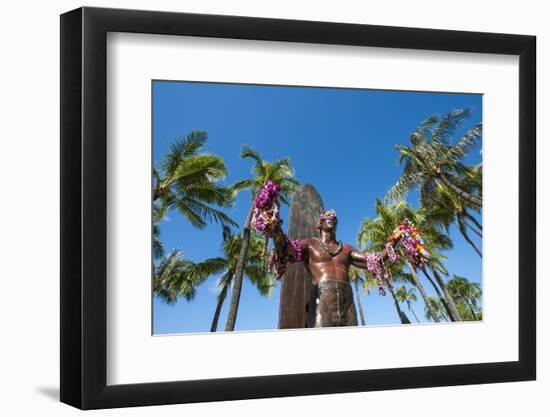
[342, 242, 357, 253]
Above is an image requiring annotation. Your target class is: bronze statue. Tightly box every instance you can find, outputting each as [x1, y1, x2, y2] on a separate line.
[273, 209, 399, 328]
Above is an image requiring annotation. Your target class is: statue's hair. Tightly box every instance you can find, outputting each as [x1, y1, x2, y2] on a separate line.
[316, 209, 338, 234]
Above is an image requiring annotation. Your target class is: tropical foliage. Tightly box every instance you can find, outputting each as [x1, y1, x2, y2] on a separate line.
[357, 108, 482, 324]
[358, 198, 456, 323]
[153, 227, 276, 331]
[153, 250, 197, 304]
[385, 108, 482, 208]
[447, 275, 482, 320]
[395, 285, 420, 323]
[153, 131, 237, 229]
[153, 107, 482, 332]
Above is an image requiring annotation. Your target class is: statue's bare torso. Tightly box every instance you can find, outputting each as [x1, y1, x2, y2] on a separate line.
[299, 238, 356, 284]
[274, 211, 395, 327]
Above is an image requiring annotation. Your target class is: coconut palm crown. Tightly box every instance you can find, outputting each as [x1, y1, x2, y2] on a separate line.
[385, 108, 482, 208]
[153, 131, 237, 229]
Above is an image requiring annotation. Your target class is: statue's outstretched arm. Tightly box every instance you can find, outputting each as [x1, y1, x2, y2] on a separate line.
[266, 223, 308, 278]
[273, 228, 309, 262]
[250, 180, 310, 277]
[348, 242, 400, 296]
[349, 239, 400, 270]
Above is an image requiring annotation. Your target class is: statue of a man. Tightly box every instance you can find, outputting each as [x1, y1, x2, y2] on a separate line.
[273, 209, 399, 328]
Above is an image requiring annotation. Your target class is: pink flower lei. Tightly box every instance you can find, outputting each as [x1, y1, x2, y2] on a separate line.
[268, 237, 303, 278]
[365, 250, 395, 296]
[251, 181, 303, 278]
[364, 219, 430, 296]
[388, 218, 430, 269]
[316, 209, 337, 231]
[251, 180, 283, 237]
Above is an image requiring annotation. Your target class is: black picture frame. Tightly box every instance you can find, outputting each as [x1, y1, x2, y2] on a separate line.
[60, 6, 536, 410]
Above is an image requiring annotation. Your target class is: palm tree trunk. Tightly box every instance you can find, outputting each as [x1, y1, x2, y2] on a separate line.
[152, 170, 162, 201]
[422, 268, 455, 322]
[423, 267, 462, 322]
[430, 267, 463, 322]
[353, 279, 367, 326]
[458, 225, 482, 257]
[407, 303, 420, 323]
[468, 302, 477, 320]
[464, 211, 482, 231]
[387, 281, 410, 324]
[224, 204, 255, 331]
[210, 280, 230, 332]
[463, 218, 482, 238]
[437, 173, 482, 208]
[406, 260, 440, 322]
[262, 236, 269, 272]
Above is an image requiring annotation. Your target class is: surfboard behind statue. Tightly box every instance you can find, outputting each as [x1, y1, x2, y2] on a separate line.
[278, 184, 324, 329]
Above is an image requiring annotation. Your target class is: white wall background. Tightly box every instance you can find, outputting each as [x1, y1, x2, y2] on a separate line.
[0, 0, 545, 415]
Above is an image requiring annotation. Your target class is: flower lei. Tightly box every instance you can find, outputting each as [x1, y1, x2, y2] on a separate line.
[317, 209, 337, 231]
[252, 181, 302, 278]
[365, 219, 430, 296]
[388, 218, 430, 268]
[365, 246, 394, 296]
[251, 180, 282, 236]
[268, 234, 303, 278]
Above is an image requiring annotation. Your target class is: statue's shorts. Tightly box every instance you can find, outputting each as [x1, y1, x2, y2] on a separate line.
[314, 279, 358, 327]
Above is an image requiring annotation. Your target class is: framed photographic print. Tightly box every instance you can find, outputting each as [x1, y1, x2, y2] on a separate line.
[60, 6, 536, 410]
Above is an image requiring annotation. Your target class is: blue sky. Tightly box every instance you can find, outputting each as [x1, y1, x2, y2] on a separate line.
[152, 80, 482, 334]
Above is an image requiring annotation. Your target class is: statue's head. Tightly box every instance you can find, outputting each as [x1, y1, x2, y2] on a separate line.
[317, 209, 338, 234]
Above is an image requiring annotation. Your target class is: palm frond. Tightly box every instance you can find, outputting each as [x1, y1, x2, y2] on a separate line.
[414, 114, 439, 142]
[162, 131, 208, 176]
[169, 197, 208, 228]
[171, 154, 228, 183]
[154, 250, 194, 304]
[173, 197, 238, 228]
[431, 108, 471, 145]
[231, 178, 256, 193]
[384, 172, 422, 204]
[446, 123, 482, 162]
[240, 145, 263, 165]
[175, 182, 235, 208]
[244, 265, 276, 296]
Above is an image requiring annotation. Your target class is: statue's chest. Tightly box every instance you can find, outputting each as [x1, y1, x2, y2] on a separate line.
[309, 241, 348, 263]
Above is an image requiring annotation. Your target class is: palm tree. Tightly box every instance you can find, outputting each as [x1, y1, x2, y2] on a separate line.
[153, 131, 237, 229]
[349, 266, 367, 325]
[385, 108, 483, 208]
[388, 201, 462, 322]
[357, 199, 439, 322]
[153, 229, 276, 332]
[354, 266, 404, 325]
[153, 250, 196, 305]
[426, 182, 482, 257]
[420, 266, 454, 321]
[447, 275, 482, 321]
[395, 285, 420, 323]
[152, 204, 165, 260]
[224, 146, 299, 331]
[406, 261, 440, 323]
[357, 212, 411, 324]
[208, 229, 276, 332]
[424, 297, 450, 322]
[419, 250, 463, 322]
